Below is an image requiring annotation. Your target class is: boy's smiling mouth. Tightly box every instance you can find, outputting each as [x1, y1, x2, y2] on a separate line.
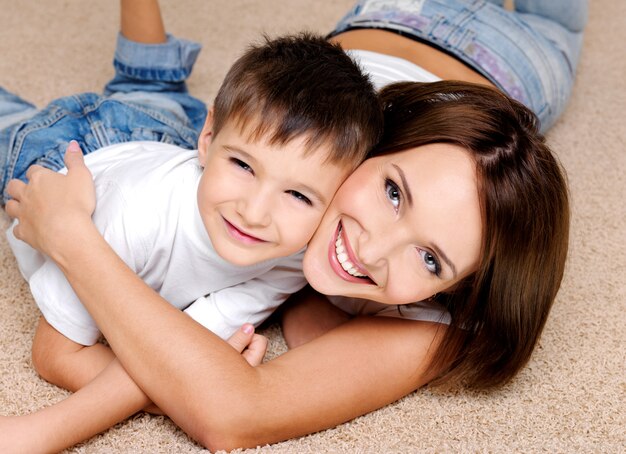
[329, 222, 374, 284]
[222, 216, 268, 244]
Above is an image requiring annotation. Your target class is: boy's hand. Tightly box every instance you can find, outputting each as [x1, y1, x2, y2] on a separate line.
[227, 324, 268, 366]
[5, 141, 96, 256]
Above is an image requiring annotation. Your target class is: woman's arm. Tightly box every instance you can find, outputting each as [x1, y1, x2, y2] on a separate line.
[6, 150, 445, 451]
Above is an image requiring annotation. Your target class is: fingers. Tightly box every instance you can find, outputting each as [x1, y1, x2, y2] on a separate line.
[64, 141, 94, 186]
[64, 140, 86, 169]
[225, 325, 268, 366]
[226, 324, 256, 353]
[25, 164, 47, 182]
[5, 178, 26, 202]
[241, 334, 268, 367]
[4, 199, 19, 219]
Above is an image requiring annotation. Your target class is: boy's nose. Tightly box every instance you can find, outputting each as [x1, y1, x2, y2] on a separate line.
[240, 193, 272, 228]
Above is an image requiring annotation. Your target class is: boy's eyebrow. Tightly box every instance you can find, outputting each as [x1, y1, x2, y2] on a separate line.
[223, 145, 328, 206]
[297, 184, 327, 205]
[223, 145, 259, 164]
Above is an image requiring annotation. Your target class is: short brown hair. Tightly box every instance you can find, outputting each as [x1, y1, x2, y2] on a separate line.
[211, 33, 382, 168]
[377, 81, 570, 389]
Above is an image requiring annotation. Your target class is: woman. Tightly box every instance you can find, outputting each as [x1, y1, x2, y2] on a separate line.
[329, 0, 587, 133]
[2, 0, 581, 451]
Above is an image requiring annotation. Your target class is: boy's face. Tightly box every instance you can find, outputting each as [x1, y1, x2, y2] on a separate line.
[196, 111, 353, 267]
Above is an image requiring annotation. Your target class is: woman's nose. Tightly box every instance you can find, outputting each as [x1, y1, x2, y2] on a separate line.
[356, 230, 389, 269]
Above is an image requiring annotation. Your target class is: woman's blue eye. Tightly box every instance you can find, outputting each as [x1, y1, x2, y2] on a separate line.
[418, 249, 441, 276]
[287, 190, 313, 206]
[385, 178, 401, 210]
[232, 158, 253, 173]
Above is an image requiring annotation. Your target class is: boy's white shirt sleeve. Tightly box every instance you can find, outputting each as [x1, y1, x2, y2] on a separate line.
[184, 250, 307, 340]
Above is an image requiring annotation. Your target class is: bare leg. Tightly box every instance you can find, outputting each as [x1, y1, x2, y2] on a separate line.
[120, 0, 167, 43]
[513, 0, 588, 32]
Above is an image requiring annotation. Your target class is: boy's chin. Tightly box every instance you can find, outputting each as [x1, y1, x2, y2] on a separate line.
[214, 245, 297, 266]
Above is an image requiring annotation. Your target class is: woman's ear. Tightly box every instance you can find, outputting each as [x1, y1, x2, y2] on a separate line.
[197, 108, 215, 166]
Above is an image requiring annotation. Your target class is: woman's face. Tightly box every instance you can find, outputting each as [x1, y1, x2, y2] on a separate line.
[303, 143, 483, 305]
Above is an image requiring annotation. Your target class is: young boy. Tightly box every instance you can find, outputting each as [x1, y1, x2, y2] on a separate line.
[0, 1, 381, 449]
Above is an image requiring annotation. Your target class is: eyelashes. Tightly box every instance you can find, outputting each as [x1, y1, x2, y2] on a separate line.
[418, 248, 441, 276]
[385, 178, 401, 211]
[286, 190, 313, 206]
[229, 158, 313, 206]
[385, 177, 442, 277]
[231, 157, 252, 173]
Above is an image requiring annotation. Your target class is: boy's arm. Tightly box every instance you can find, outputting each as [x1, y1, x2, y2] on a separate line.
[0, 326, 265, 453]
[0, 358, 150, 454]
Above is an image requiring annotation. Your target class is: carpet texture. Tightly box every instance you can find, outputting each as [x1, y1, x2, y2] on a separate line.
[1, 1, 624, 452]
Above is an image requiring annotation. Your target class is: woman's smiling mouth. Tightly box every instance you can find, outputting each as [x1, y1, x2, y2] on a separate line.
[328, 222, 374, 284]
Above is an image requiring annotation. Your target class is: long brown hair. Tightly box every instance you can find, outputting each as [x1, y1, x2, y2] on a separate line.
[377, 81, 570, 389]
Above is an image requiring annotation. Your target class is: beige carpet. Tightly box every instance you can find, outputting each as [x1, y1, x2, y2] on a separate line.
[1, 1, 624, 452]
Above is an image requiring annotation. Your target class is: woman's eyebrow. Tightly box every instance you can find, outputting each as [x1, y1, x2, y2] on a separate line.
[431, 243, 457, 278]
[391, 163, 458, 277]
[392, 164, 413, 206]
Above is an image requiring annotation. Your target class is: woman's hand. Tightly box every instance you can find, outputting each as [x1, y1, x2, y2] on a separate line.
[5, 141, 96, 258]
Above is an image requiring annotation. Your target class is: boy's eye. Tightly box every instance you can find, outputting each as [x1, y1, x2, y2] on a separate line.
[385, 178, 401, 211]
[231, 158, 253, 174]
[287, 190, 313, 206]
[418, 249, 441, 276]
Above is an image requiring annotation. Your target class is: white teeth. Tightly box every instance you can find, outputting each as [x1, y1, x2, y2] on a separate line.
[335, 229, 367, 278]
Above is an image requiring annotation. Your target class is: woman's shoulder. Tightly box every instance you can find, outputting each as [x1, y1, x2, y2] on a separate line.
[326, 295, 450, 325]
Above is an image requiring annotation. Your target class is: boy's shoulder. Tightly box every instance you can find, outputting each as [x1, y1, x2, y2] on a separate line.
[86, 141, 202, 226]
[84, 141, 198, 176]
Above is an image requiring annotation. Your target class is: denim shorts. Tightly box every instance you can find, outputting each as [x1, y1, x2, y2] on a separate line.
[0, 34, 208, 204]
[331, 0, 588, 132]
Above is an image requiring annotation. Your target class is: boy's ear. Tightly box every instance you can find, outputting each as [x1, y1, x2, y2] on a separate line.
[198, 107, 215, 165]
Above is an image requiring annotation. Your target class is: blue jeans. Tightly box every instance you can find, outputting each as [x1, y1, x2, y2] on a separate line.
[0, 33, 208, 204]
[332, 0, 588, 132]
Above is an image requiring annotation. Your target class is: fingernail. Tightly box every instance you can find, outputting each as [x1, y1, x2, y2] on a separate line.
[242, 324, 254, 334]
[68, 140, 80, 152]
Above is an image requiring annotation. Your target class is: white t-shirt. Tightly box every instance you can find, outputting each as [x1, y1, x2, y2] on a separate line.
[7, 142, 306, 345]
[347, 49, 441, 90]
[327, 295, 450, 325]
